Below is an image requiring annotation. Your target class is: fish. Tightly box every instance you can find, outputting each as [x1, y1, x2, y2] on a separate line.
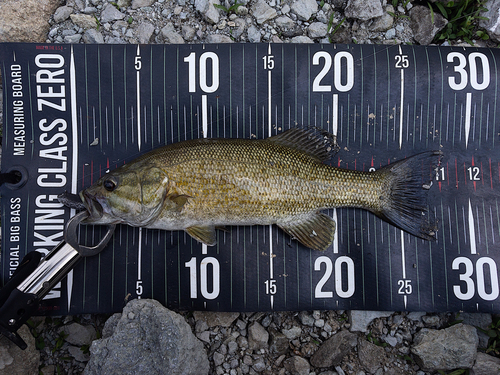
[80, 127, 442, 251]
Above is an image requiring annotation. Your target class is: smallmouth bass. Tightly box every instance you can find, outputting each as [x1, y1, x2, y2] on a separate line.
[80, 127, 442, 251]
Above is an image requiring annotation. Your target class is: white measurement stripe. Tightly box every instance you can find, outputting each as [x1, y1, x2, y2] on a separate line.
[465, 92, 472, 149]
[401, 231, 406, 279]
[332, 94, 338, 137]
[202, 94, 208, 137]
[399, 67, 404, 149]
[400, 230, 408, 309]
[468, 199, 477, 254]
[333, 208, 338, 254]
[136, 46, 141, 151]
[202, 114, 208, 255]
[138, 228, 142, 281]
[67, 45, 78, 311]
[268, 43, 274, 310]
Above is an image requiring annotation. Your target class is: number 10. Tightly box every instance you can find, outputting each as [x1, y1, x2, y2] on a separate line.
[184, 52, 220, 93]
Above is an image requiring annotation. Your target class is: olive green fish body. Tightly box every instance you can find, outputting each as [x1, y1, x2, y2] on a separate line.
[81, 128, 441, 251]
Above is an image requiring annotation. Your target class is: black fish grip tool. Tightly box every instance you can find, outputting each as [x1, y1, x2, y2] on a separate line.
[0, 211, 115, 349]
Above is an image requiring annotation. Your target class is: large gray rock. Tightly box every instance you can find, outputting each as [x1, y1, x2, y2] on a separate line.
[358, 338, 387, 374]
[248, 322, 269, 351]
[345, 0, 384, 21]
[162, 24, 185, 44]
[290, 0, 318, 21]
[349, 310, 393, 332]
[230, 18, 246, 39]
[282, 326, 302, 340]
[457, 312, 492, 348]
[275, 16, 295, 29]
[0, 325, 40, 375]
[411, 323, 478, 371]
[84, 299, 209, 375]
[206, 34, 233, 43]
[247, 25, 261, 43]
[369, 5, 394, 32]
[195, 0, 221, 24]
[308, 22, 328, 38]
[269, 328, 288, 355]
[192, 311, 239, 328]
[0, 0, 59, 42]
[58, 323, 96, 346]
[409, 5, 447, 45]
[479, 0, 500, 42]
[53, 6, 73, 23]
[71, 14, 98, 30]
[291, 35, 314, 43]
[310, 330, 358, 368]
[283, 356, 310, 375]
[136, 22, 155, 43]
[131, 0, 155, 9]
[100, 4, 125, 23]
[83, 29, 105, 44]
[252, 0, 277, 24]
[472, 352, 500, 375]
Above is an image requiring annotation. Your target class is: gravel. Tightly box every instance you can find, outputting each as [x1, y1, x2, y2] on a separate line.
[1, 0, 499, 374]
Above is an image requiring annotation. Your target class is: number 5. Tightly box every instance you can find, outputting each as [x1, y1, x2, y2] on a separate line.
[135, 56, 142, 70]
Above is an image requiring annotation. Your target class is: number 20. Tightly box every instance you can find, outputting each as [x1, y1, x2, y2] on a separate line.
[312, 51, 354, 92]
[314, 256, 355, 298]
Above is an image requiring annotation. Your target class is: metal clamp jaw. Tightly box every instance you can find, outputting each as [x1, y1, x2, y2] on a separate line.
[0, 212, 115, 349]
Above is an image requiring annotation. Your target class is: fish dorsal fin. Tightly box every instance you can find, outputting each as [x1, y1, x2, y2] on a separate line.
[278, 212, 335, 251]
[186, 225, 217, 246]
[266, 127, 339, 162]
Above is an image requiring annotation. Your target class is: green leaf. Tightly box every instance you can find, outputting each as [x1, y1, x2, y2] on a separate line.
[213, 4, 229, 12]
[487, 329, 498, 337]
[436, 2, 448, 18]
[428, 2, 435, 24]
[332, 18, 346, 35]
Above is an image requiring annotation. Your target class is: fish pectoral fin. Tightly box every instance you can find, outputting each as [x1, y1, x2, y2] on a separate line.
[278, 212, 335, 251]
[168, 193, 191, 212]
[185, 225, 217, 246]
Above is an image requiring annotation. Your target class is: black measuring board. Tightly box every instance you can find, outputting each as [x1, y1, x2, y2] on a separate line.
[1, 42, 499, 315]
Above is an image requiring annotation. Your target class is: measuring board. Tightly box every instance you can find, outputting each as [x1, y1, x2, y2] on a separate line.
[1, 42, 499, 315]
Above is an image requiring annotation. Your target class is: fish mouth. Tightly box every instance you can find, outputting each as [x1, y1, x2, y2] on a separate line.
[80, 191, 105, 223]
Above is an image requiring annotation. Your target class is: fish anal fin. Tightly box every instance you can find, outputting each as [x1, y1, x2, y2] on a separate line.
[266, 127, 339, 162]
[278, 212, 335, 251]
[186, 225, 217, 246]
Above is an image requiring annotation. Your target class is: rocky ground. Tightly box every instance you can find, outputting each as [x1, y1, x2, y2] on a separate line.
[2, 0, 500, 374]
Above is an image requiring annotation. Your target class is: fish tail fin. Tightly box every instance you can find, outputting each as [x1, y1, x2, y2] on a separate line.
[374, 151, 442, 240]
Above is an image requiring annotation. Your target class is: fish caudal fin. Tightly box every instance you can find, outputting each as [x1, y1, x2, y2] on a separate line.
[375, 150, 442, 240]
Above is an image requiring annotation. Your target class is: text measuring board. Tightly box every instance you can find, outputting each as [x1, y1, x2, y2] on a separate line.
[1, 43, 499, 315]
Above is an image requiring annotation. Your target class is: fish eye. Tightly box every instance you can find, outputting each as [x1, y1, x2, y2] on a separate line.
[103, 178, 117, 192]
